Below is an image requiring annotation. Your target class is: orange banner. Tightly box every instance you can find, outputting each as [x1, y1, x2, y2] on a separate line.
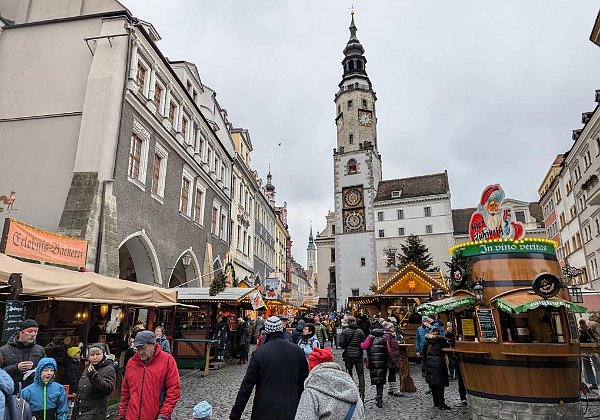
[2, 219, 88, 268]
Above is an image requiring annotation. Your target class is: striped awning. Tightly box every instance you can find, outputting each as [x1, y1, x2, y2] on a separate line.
[494, 291, 587, 314]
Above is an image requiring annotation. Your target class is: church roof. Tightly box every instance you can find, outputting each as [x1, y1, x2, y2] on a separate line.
[375, 172, 449, 202]
[452, 208, 476, 235]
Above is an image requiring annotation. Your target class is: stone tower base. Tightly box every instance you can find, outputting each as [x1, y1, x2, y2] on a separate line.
[468, 394, 582, 420]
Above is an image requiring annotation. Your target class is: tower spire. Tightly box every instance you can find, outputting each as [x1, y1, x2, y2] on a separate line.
[339, 12, 371, 90]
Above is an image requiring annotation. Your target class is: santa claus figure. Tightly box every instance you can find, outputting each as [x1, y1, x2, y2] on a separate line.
[468, 184, 524, 241]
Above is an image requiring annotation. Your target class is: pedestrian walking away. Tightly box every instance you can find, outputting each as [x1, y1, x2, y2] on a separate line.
[314, 316, 329, 348]
[423, 329, 451, 410]
[294, 346, 365, 420]
[229, 316, 309, 420]
[21, 357, 69, 420]
[338, 315, 366, 402]
[118, 330, 181, 420]
[72, 343, 116, 420]
[361, 326, 388, 408]
[382, 321, 403, 397]
[0, 352, 15, 420]
[213, 317, 229, 361]
[0, 319, 46, 389]
[236, 318, 250, 364]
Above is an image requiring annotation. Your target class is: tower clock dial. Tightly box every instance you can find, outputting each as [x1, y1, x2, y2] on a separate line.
[336, 115, 344, 133]
[344, 188, 362, 207]
[344, 210, 365, 231]
[358, 110, 373, 126]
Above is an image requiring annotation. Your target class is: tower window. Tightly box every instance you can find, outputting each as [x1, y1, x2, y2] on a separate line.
[348, 100, 353, 109]
[362, 99, 367, 108]
[332, 224, 336, 234]
[349, 134, 354, 144]
[426, 225, 433, 234]
[360, 258, 365, 267]
[347, 159, 358, 174]
[331, 248, 336, 263]
[352, 288, 360, 296]
[337, 105, 341, 114]
[357, 61, 362, 70]
[349, 61, 355, 71]
[378, 229, 385, 238]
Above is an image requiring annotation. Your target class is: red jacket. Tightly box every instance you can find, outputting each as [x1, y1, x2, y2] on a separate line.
[118, 344, 180, 420]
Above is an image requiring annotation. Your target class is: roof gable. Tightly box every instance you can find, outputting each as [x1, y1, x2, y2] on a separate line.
[377, 262, 446, 294]
[375, 172, 449, 202]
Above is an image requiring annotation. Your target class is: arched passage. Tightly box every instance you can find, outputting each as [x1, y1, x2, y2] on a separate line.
[168, 248, 201, 288]
[118, 230, 162, 286]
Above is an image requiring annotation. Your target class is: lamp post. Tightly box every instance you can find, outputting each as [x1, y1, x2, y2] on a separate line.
[568, 285, 584, 304]
[181, 252, 192, 268]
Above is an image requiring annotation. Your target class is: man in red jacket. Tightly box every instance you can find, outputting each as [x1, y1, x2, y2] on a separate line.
[119, 330, 180, 420]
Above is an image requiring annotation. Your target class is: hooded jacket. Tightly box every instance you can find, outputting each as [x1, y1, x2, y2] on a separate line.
[0, 368, 15, 420]
[156, 336, 171, 353]
[361, 329, 388, 385]
[294, 362, 365, 420]
[588, 314, 600, 341]
[118, 344, 180, 420]
[338, 324, 365, 361]
[292, 320, 306, 344]
[423, 333, 450, 387]
[0, 332, 46, 388]
[21, 357, 68, 420]
[72, 357, 116, 420]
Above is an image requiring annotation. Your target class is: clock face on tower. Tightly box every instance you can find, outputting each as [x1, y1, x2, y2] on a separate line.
[336, 115, 344, 133]
[343, 209, 365, 232]
[358, 110, 373, 127]
[343, 188, 363, 208]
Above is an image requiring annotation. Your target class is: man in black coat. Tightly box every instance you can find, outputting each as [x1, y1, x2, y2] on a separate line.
[337, 316, 365, 401]
[0, 319, 46, 388]
[230, 316, 308, 420]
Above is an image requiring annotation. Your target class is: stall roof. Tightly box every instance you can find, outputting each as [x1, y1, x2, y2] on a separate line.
[175, 287, 258, 302]
[0, 253, 177, 306]
[493, 290, 587, 314]
[416, 295, 476, 316]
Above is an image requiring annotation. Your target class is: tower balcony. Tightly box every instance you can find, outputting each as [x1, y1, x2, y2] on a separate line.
[335, 82, 373, 100]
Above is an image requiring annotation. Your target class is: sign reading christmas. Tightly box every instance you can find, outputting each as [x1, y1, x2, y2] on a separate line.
[468, 184, 524, 241]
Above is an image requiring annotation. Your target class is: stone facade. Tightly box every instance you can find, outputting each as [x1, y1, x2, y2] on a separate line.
[467, 394, 582, 420]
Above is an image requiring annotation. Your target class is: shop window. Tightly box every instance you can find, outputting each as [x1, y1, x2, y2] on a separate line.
[499, 308, 565, 344]
[455, 309, 477, 342]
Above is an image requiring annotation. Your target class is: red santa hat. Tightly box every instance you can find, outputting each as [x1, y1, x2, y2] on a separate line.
[479, 184, 503, 206]
[308, 346, 334, 371]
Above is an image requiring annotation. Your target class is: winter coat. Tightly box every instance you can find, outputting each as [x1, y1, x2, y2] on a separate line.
[156, 336, 171, 353]
[0, 368, 14, 420]
[315, 323, 329, 345]
[415, 325, 430, 354]
[292, 320, 306, 344]
[62, 357, 82, 394]
[72, 358, 116, 420]
[423, 333, 449, 387]
[21, 357, 68, 420]
[282, 328, 294, 342]
[294, 362, 365, 420]
[237, 323, 249, 348]
[588, 314, 600, 341]
[297, 334, 320, 359]
[230, 332, 309, 420]
[0, 332, 47, 388]
[118, 344, 181, 420]
[383, 330, 401, 369]
[338, 324, 365, 361]
[361, 329, 388, 386]
[255, 318, 265, 338]
[214, 322, 229, 349]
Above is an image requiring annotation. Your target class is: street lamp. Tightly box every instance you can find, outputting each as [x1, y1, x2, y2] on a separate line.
[473, 281, 484, 302]
[569, 285, 584, 304]
[181, 252, 192, 268]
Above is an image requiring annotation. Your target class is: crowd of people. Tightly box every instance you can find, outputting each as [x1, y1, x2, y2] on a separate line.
[579, 314, 600, 391]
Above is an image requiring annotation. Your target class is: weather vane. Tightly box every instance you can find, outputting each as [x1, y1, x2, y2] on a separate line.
[350, 0, 355, 16]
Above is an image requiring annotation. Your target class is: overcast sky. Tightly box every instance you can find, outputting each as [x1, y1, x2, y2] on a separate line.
[122, 0, 600, 267]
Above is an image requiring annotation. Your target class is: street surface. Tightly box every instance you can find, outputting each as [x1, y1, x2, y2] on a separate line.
[109, 346, 600, 419]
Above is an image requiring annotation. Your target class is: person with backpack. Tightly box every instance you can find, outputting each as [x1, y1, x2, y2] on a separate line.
[338, 316, 366, 402]
[21, 357, 69, 420]
[0, 353, 15, 420]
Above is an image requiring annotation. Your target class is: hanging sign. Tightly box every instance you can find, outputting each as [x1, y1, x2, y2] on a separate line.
[2, 300, 26, 343]
[468, 184, 525, 241]
[461, 318, 476, 336]
[475, 307, 498, 342]
[1, 218, 87, 267]
[250, 290, 265, 310]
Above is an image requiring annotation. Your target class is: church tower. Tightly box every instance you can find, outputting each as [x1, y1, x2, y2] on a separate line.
[333, 14, 382, 310]
[307, 224, 316, 270]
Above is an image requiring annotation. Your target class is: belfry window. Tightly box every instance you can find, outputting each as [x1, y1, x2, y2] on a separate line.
[349, 134, 354, 144]
[349, 61, 355, 71]
[357, 60, 362, 70]
[348, 159, 358, 174]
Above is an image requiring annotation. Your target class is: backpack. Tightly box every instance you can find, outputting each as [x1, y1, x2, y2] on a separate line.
[4, 384, 33, 420]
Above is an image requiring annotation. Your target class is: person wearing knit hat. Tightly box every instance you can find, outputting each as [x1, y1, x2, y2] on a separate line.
[230, 314, 308, 420]
[295, 347, 365, 420]
[192, 400, 212, 419]
[0, 318, 46, 388]
[382, 322, 403, 397]
[63, 347, 82, 394]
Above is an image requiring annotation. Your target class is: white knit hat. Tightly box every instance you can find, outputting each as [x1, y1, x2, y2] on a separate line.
[264, 316, 283, 334]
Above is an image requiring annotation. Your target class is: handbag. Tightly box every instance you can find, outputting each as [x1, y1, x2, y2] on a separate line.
[344, 402, 357, 420]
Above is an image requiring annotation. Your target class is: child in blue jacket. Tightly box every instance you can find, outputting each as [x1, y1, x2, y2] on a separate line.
[21, 357, 68, 420]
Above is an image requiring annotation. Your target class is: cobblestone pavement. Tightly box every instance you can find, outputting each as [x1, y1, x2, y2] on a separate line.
[109, 346, 600, 419]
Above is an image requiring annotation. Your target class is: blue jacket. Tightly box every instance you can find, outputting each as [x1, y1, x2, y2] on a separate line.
[21, 357, 68, 420]
[0, 368, 15, 420]
[297, 335, 319, 358]
[415, 325, 431, 353]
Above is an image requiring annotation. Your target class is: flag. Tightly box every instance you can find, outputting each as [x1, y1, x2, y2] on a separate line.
[250, 290, 265, 310]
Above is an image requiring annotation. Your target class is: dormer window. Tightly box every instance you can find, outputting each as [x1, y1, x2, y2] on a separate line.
[391, 190, 402, 198]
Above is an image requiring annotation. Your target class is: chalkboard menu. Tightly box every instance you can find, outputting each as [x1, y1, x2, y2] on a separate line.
[2, 300, 26, 343]
[566, 311, 578, 343]
[476, 308, 498, 342]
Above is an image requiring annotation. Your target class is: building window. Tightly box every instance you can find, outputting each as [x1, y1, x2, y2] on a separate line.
[362, 99, 367, 108]
[153, 83, 163, 111]
[128, 120, 150, 184]
[559, 212, 566, 229]
[424, 206, 431, 217]
[150, 142, 168, 197]
[426, 225, 433, 234]
[392, 191, 402, 198]
[168, 101, 177, 127]
[378, 229, 385, 238]
[515, 211, 526, 223]
[570, 205, 577, 220]
[181, 117, 188, 140]
[331, 248, 335, 263]
[332, 225, 336, 234]
[136, 62, 146, 94]
[348, 99, 353, 109]
[377, 211, 384, 221]
[180, 175, 192, 216]
[220, 212, 227, 239]
[347, 159, 358, 174]
[397, 209, 404, 219]
[351, 288, 360, 297]
[595, 218, 600, 236]
[399, 227, 405, 236]
[555, 189, 561, 203]
[211, 206, 219, 234]
[360, 257, 365, 267]
[566, 180, 573, 195]
[596, 138, 600, 156]
[349, 133, 354, 144]
[194, 187, 205, 225]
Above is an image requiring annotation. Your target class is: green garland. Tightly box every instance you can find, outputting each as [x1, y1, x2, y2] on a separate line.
[445, 249, 474, 292]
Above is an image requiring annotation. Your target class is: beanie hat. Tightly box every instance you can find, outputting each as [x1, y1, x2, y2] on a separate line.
[308, 346, 334, 371]
[19, 319, 38, 331]
[264, 316, 283, 334]
[192, 401, 213, 419]
[67, 347, 81, 358]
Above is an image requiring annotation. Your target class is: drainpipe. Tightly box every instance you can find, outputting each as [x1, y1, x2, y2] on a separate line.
[94, 17, 137, 273]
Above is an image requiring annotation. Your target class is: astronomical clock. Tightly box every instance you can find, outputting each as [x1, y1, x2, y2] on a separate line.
[342, 186, 365, 232]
